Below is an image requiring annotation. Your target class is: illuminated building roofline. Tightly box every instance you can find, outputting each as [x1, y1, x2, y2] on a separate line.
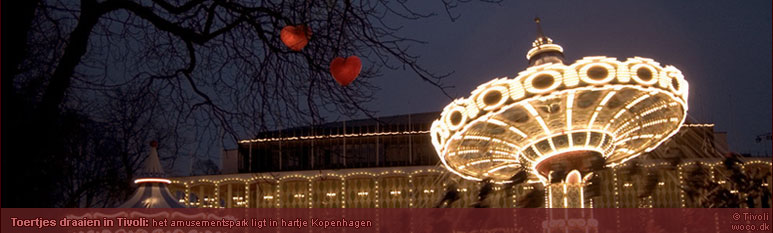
[239, 130, 430, 143]
[170, 166, 446, 184]
[237, 111, 440, 143]
[235, 123, 711, 143]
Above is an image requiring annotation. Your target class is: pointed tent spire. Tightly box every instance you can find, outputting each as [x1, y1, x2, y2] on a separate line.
[138, 140, 167, 178]
[526, 17, 565, 66]
[119, 140, 185, 208]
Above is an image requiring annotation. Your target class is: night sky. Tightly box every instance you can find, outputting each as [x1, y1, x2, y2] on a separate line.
[363, 0, 772, 155]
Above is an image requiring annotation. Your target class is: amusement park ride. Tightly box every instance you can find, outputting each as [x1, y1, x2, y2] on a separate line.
[430, 18, 689, 208]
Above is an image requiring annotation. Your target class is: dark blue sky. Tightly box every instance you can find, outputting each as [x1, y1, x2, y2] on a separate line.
[364, 0, 772, 155]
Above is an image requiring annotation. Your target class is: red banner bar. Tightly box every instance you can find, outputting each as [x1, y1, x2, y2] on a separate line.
[2, 208, 771, 233]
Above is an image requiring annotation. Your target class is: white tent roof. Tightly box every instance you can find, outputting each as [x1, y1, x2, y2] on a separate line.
[118, 142, 185, 208]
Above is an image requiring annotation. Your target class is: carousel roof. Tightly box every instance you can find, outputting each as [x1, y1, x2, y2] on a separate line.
[118, 141, 185, 208]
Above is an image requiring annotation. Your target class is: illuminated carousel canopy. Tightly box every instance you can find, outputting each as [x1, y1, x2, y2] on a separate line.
[431, 20, 689, 184]
[118, 141, 185, 208]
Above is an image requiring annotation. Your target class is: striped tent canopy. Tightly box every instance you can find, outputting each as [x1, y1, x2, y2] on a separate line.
[118, 141, 185, 208]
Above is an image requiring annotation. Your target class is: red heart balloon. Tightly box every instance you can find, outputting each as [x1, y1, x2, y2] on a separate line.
[280, 25, 311, 51]
[329, 56, 362, 86]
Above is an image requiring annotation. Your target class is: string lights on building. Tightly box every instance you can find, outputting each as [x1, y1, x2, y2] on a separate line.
[167, 159, 770, 208]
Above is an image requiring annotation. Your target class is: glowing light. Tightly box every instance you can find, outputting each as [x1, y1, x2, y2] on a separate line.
[240, 130, 430, 143]
[488, 164, 519, 173]
[625, 94, 650, 109]
[459, 158, 518, 169]
[683, 123, 714, 127]
[564, 66, 580, 87]
[630, 64, 659, 85]
[444, 107, 468, 131]
[487, 118, 508, 126]
[531, 147, 606, 181]
[617, 64, 630, 83]
[566, 170, 582, 184]
[641, 104, 668, 117]
[527, 44, 564, 60]
[464, 102, 481, 119]
[524, 70, 563, 94]
[614, 134, 655, 145]
[464, 135, 492, 141]
[600, 91, 617, 105]
[476, 85, 510, 111]
[567, 91, 575, 130]
[535, 117, 551, 134]
[547, 137, 557, 151]
[509, 80, 526, 100]
[579, 63, 616, 84]
[135, 178, 172, 184]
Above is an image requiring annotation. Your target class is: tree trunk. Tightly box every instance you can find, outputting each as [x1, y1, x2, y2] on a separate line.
[1, 0, 39, 95]
[40, 0, 104, 117]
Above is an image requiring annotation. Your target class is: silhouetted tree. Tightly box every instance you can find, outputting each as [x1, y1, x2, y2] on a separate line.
[192, 158, 221, 176]
[680, 156, 771, 208]
[2, 0, 500, 207]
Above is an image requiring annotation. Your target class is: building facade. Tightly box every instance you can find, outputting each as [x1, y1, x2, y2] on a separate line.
[168, 113, 772, 208]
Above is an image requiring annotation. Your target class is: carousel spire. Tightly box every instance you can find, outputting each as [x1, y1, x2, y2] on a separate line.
[118, 141, 185, 208]
[139, 140, 166, 179]
[535, 17, 545, 39]
[527, 17, 565, 66]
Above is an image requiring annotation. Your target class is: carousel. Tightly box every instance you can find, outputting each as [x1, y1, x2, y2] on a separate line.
[430, 18, 689, 208]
